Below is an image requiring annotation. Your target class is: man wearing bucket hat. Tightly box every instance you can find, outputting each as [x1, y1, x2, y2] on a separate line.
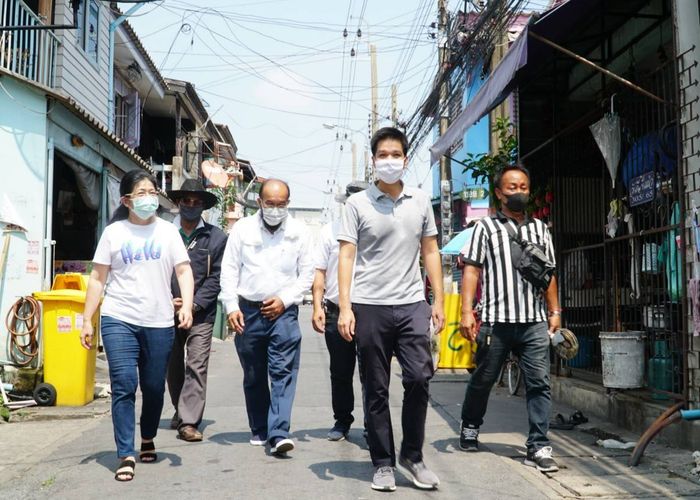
[166, 179, 228, 442]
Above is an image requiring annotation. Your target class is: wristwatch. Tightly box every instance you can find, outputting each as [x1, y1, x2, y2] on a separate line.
[193, 303, 202, 313]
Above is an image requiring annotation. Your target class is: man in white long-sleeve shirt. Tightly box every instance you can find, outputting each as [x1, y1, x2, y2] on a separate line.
[220, 179, 314, 456]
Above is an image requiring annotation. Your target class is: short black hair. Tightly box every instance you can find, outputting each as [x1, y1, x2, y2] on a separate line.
[370, 127, 409, 156]
[109, 169, 159, 224]
[259, 178, 290, 199]
[493, 164, 530, 189]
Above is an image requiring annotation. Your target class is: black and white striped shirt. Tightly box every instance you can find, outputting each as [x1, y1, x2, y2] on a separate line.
[462, 212, 556, 323]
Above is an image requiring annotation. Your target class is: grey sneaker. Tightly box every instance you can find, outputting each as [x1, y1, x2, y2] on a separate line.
[398, 457, 440, 490]
[524, 446, 559, 473]
[327, 425, 349, 441]
[371, 466, 396, 492]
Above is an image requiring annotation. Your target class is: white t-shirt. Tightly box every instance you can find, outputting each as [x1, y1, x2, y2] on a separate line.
[314, 221, 340, 305]
[93, 218, 190, 327]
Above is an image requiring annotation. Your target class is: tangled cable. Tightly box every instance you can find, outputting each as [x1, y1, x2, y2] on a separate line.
[6, 296, 40, 367]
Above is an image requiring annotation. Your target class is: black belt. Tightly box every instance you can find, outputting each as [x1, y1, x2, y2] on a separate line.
[239, 296, 264, 309]
[325, 300, 339, 313]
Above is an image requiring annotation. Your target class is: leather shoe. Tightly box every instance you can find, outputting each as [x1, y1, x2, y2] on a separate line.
[178, 425, 203, 442]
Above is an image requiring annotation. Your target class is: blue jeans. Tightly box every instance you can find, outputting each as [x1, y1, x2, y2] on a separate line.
[101, 316, 174, 458]
[461, 322, 551, 450]
[235, 301, 301, 443]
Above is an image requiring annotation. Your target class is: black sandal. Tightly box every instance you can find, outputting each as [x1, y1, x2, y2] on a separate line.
[115, 458, 135, 481]
[139, 441, 157, 463]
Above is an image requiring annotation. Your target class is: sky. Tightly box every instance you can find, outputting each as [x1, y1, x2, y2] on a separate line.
[123, 1, 549, 211]
[120, 0, 448, 211]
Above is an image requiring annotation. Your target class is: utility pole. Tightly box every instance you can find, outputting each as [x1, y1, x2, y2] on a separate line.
[391, 84, 398, 126]
[370, 44, 378, 135]
[437, 0, 453, 293]
[351, 142, 358, 181]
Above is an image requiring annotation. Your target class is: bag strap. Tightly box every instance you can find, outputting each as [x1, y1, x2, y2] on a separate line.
[501, 219, 522, 245]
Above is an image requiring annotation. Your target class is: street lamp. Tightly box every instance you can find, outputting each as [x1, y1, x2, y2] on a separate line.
[323, 123, 369, 181]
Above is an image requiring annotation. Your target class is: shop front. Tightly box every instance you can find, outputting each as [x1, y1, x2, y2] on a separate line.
[431, 0, 700, 440]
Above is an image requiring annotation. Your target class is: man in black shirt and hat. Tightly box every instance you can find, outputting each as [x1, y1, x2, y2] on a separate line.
[167, 179, 228, 442]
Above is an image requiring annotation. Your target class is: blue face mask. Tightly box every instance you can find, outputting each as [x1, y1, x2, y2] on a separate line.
[131, 195, 159, 221]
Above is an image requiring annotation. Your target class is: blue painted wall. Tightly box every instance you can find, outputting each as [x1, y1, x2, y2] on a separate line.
[432, 67, 490, 200]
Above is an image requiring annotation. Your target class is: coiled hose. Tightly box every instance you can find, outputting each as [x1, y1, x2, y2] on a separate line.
[6, 296, 40, 366]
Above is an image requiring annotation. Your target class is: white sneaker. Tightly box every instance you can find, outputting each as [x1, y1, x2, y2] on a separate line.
[271, 438, 294, 455]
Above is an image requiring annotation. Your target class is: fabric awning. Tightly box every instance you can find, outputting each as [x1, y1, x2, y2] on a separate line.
[429, 0, 603, 164]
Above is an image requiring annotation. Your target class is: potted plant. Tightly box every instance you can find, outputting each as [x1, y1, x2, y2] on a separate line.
[212, 182, 237, 230]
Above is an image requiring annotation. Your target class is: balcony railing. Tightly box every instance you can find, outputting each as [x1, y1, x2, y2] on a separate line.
[0, 0, 60, 88]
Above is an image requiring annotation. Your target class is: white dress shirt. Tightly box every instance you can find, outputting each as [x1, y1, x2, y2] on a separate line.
[220, 212, 315, 313]
[314, 221, 340, 305]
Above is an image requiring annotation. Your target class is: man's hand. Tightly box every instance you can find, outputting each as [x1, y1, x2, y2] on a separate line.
[178, 308, 193, 329]
[459, 311, 477, 341]
[228, 311, 245, 335]
[548, 313, 561, 334]
[312, 306, 326, 334]
[173, 298, 183, 312]
[337, 308, 355, 342]
[431, 303, 445, 334]
[261, 296, 285, 320]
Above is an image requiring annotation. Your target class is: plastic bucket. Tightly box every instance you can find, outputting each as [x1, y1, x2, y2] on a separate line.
[599, 331, 646, 389]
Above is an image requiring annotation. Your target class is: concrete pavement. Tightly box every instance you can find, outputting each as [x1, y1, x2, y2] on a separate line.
[2, 306, 700, 499]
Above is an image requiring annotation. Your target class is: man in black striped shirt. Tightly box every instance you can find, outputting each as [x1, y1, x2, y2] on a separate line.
[459, 165, 561, 473]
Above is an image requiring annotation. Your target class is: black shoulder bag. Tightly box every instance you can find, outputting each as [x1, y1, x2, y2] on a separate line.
[502, 221, 556, 292]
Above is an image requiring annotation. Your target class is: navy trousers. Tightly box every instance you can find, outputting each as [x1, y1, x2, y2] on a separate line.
[235, 300, 302, 443]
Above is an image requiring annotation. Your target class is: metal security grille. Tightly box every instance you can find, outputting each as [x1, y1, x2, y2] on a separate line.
[554, 59, 685, 399]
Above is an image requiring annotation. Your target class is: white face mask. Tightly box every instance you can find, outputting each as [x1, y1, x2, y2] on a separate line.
[261, 206, 288, 226]
[374, 158, 405, 184]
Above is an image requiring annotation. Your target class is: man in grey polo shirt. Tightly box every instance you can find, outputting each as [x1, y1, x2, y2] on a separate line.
[337, 127, 445, 492]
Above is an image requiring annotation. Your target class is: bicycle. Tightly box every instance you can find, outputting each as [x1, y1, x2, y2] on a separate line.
[498, 351, 522, 396]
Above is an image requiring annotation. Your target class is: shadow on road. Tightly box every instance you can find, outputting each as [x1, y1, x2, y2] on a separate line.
[308, 460, 371, 482]
[80, 449, 183, 474]
[293, 427, 368, 451]
[207, 431, 252, 445]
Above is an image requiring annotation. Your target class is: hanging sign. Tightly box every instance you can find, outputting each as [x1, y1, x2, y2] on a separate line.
[460, 187, 488, 202]
[629, 172, 655, 207]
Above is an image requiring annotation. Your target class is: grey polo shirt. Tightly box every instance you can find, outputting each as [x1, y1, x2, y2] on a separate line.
[338, 182, 438, 305]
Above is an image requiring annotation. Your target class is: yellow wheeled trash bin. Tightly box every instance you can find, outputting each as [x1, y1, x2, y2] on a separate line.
[33, 274, 99, 406]
[437, 293, 477, 370]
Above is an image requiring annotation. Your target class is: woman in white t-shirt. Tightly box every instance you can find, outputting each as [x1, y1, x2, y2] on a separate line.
[80, 170, 194, 482]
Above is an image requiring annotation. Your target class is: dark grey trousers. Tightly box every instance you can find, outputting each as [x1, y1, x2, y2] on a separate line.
[167, 322, 213, 429]
[353, 301, 433, 467]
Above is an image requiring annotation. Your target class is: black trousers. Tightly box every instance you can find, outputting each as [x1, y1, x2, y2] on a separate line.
[353, 301, 433, 467]
[324, 302, 356, 429]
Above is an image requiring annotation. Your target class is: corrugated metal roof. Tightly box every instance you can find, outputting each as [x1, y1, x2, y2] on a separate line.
[112, 5, 169, 93]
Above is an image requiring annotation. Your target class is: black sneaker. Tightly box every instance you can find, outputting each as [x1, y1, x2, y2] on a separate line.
[459, 423, 479, 451]
[524, 446, 559, 472]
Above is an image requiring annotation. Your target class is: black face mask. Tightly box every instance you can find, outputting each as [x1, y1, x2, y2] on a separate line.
[180, 205, 204, 222]
[503, 192, 529, 213]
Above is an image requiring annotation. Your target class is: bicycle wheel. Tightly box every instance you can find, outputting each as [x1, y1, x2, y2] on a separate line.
[507, 361, 522, 396]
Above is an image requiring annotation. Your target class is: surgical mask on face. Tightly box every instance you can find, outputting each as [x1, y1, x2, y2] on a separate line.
[179, 205, 204, 222]
[261, 206, 288, 226]
[503, 192, 529, 213]
[374, 159, 405, 184]
[131, 195, 159, 220]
